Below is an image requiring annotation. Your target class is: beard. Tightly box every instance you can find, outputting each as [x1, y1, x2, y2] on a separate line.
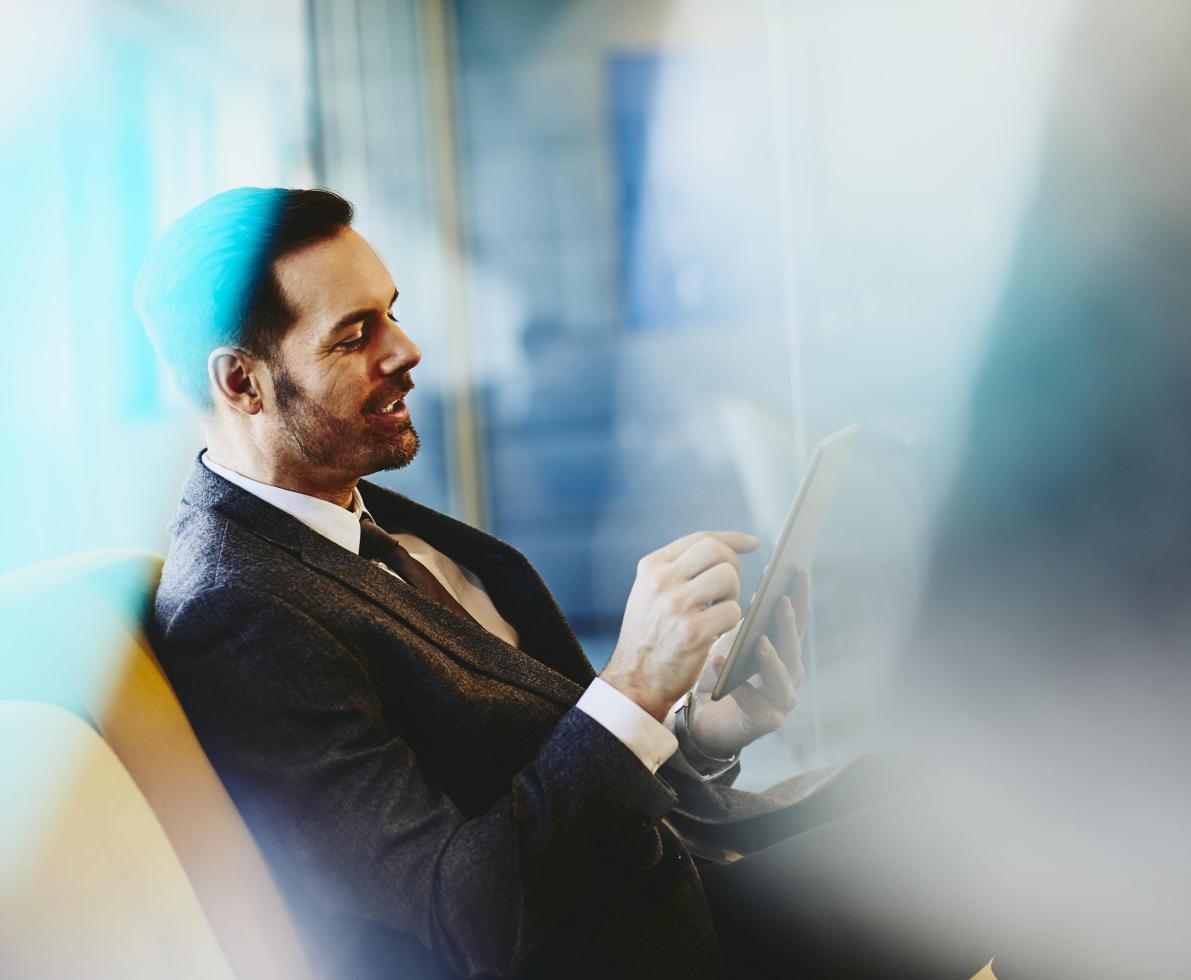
[271, 360, 420, 476]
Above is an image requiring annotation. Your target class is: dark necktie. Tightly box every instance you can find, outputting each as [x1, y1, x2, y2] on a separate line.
[358, 515, 482, 627]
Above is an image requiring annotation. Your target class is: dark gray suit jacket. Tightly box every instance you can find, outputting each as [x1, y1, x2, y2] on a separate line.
[152, 457, 800, 979]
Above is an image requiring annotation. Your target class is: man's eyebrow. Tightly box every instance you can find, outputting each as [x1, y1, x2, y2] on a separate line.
[326, 287, 400, 335]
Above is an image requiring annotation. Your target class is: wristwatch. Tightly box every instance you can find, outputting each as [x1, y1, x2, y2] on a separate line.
[673, 692, 739, 781]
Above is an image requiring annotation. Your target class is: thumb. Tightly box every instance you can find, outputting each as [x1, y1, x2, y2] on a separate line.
[695, 653, 726, 693]
[709, 624, 739, 658]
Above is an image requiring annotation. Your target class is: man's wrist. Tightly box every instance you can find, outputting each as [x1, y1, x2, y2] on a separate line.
[673, 693, 739, 780]
[598, 663, 670, 722]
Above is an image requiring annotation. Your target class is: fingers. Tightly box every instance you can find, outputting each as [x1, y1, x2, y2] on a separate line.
[695, 598, 742, 639]
[728, 671, 786, 733]
[697, 625, 741, 692]
[694, 651, 727, 695]
[775, 595, 806, 683]
[674, 535, 744, 580]
[684, 561, 741, 607]
[655, 530, 758, 564]
[650, 532, 752, 613]
[754, 635, 798, 711]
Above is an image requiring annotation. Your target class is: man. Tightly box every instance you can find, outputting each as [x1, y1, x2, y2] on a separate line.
[137, 188, 879, 979]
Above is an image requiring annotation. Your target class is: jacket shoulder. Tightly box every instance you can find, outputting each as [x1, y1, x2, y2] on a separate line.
[156, 504, 307, 623]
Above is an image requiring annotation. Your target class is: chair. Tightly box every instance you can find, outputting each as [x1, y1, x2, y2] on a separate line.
[0, 551, 315, 980]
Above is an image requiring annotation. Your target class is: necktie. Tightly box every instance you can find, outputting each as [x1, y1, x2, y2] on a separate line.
[358, 515, 482, 627]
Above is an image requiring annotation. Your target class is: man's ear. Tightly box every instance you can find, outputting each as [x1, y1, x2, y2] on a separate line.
[208, 347, 263, 415]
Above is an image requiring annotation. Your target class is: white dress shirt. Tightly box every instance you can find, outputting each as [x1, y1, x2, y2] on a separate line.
[200, 452, 680, 773]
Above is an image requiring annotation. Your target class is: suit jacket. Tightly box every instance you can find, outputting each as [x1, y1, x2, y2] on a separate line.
[152, 457, 801, 979]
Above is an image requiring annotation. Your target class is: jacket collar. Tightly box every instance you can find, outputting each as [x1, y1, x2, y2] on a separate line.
[177, 454, 594, 704]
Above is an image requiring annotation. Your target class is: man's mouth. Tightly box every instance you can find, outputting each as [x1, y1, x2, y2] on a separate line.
[366, 377, 415, 417]
[369, 387, 411, 417]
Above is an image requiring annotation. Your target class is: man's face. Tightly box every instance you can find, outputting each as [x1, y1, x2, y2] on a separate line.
[263, 227, 421, 480]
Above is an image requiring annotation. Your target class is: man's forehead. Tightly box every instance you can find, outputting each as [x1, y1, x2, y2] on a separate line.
[274, 228, 394, 321]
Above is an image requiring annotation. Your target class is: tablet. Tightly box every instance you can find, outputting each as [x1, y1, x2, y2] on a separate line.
[711, 423, 859, 701]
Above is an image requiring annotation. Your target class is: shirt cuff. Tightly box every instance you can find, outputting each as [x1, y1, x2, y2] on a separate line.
[575, 679, 678, 774]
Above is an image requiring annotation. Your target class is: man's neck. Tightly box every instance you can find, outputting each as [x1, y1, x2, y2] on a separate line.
[204, 438, 357, 509]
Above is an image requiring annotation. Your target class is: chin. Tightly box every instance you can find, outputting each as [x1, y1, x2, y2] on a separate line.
[372, 426, 420, 473]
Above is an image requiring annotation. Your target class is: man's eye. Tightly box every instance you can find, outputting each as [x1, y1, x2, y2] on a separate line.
[386, 310, 400, 323]
[338, 332, 366, 349]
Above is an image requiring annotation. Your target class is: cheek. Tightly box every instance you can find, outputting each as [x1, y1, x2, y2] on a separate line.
[322, 369, 370, 410]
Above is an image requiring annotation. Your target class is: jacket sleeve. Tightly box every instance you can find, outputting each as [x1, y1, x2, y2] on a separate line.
[157, 585, 677, 978]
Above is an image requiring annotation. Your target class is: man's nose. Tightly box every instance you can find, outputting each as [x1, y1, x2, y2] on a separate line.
[378, 321, 421, 375]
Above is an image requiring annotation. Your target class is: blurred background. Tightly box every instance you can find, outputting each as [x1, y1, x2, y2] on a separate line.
[0, 0, 1076, 783]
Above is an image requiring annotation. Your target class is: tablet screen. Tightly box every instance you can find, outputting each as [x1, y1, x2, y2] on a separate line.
[710, 423, 859, 701]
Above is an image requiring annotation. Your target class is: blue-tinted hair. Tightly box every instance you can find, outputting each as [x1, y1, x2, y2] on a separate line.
[134, 187, 354, 409]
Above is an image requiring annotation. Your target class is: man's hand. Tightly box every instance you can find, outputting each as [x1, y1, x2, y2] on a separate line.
[601, 531, 759, 720]
[687, 580, 809, 758]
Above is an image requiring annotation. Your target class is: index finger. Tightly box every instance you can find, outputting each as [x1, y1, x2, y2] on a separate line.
[774, 595, 802, 674]
[656, 530, 759, 563]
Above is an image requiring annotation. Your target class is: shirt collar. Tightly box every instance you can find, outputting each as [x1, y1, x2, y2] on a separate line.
[201, 451, 369, 554]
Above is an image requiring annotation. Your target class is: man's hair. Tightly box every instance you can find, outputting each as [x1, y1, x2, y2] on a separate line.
[134, 187, 354, 410]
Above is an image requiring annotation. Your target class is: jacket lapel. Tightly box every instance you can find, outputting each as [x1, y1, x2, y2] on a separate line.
[358, 480, 596, 687]
[184, 457, 592, 708]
